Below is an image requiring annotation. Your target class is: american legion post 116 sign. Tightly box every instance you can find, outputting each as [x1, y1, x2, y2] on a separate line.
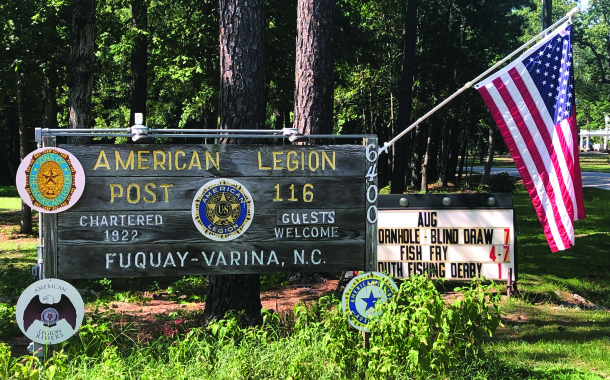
[52, 143, 376, 279]
[376, 193, 516, 282]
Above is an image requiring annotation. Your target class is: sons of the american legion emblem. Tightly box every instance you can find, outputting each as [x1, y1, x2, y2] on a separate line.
[192, 178, 254, 241]
[16, 147, 85, 213]
[342, 272, 399, 332]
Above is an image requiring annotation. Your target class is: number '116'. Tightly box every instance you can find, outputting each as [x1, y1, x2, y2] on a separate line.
[273, 183, 314, 202]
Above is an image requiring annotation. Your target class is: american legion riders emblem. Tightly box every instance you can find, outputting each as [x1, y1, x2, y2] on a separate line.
[192, 178, 254, 241]
[16, 148, 85, 213]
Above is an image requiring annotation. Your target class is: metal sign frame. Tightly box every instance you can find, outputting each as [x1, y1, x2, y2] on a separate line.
[376, 193, 518, 286]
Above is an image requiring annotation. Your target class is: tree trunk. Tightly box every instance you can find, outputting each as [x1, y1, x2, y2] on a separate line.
[481, 126, 495, 185]
[130, 0, 148, 126]
[44, 73, 59, 130]
[204, 0, 265, 326]
[16, 69, 32, 234]
[426, 121, 440, 184]
[67, 0, 96, 144]
[390, 0, 417, 194]
[293, 0, 335, 138]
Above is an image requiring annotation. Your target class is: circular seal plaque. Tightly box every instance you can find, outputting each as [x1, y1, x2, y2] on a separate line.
[192, 178, 254, 241]
[341, 271, 399, 332]
[16, 279, 84, 345]
[16, 147, 85, 213]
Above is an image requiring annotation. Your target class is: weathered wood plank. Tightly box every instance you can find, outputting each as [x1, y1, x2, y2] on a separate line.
[66, 176, 366, 212]
[59, 144, 366, 177]
[57, 241, 366, 279]
[57, 208, 366, 244]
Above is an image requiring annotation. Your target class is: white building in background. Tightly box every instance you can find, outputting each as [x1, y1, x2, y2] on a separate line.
[579, 115, 610, 151]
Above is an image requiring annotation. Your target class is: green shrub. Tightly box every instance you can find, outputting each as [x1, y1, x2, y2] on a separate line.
[0, 266, 34, 296]
[365, 275, 502, 378]
[487, 172, 517, 193]
[0, 303, 18, 339]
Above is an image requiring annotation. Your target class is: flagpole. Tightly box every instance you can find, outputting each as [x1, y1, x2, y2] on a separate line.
[378, 6, 579, 155]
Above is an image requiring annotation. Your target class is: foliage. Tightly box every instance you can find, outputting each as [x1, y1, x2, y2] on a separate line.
[260, 273, 288, 291]
[365, 275, 502, 378]
[487, 172, 517, 193]
[0, 304, 18, 339]
[0, 277, 502, 379]
[0, 266, 34, 296]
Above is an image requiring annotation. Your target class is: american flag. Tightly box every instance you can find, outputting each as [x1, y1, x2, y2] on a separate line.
[475, 22, 585, 252]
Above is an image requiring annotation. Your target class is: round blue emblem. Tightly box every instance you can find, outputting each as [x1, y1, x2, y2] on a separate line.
[192, 178, 254, 241]
[341, 272, 398, 332]
[41, 307, 60, 326]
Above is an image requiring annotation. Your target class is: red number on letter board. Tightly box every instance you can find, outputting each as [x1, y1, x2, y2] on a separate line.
[503, 245, 509, 261]
[504, 228, 510, 244]
[489, 246, 496, 261]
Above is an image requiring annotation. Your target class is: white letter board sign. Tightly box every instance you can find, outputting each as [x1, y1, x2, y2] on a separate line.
[376, 193, 516, 282]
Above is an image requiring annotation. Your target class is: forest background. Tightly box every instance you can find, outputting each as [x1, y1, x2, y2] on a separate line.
[1, 0, 609, 190]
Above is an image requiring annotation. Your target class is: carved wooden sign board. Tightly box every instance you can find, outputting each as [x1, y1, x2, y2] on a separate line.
[48, 142, 378, 279]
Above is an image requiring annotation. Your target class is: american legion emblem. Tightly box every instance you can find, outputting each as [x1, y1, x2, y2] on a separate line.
[16, 148, 85, 213]
[192, 178, 254, 241]
[16, 278, 84, 345]
[342, 272, 399, 332]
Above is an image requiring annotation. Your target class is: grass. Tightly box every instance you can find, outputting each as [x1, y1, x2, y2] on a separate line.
[491, 152, 610, 173]
[0, 186, 20, 211]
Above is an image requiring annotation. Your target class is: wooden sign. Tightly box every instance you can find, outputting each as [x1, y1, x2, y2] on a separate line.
[50, 143, 378, 279]
[376, 193, 516, 282]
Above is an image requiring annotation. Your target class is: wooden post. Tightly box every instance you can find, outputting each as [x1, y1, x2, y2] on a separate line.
[364, 137, 378, 273]
[507, 268, 513, 298]
[42, 136, 58, 279]
[363, 137, 378, 350]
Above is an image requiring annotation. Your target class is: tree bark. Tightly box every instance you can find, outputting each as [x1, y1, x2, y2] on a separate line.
[67, 0, 96, 144]
[390, 0, 417, 194]
[16, 69, 32, 234]
[204, 0, 265, 326]
[44, 73, 59, 130]
[481, 126, 495, 185]
[293, 0, 335, 138]
[218, 0, 265, 144]
[130, 0, 148, 126]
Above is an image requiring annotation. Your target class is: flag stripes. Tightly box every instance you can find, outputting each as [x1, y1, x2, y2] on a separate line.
[475, 22, 584, 251]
